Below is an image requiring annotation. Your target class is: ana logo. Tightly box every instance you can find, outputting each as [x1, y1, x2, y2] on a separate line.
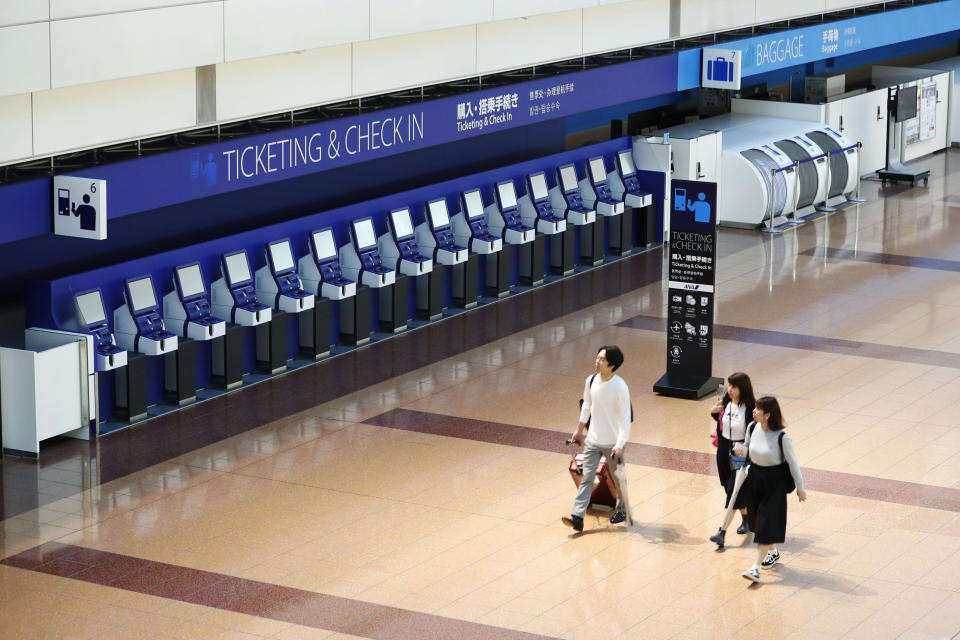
[190, 152, 218, 186]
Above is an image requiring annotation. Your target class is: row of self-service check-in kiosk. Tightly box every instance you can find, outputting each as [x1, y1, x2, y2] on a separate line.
[68, 151, 655, 426]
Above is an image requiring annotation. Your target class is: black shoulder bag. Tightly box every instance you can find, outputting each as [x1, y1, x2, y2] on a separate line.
[778, 432, 796, 494]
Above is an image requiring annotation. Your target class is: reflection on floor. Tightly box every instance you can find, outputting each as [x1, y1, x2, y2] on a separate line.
[2, 151, 960, 639]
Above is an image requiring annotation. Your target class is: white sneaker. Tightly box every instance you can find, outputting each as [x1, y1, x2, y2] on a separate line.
[760, 549, 780, 569]
[741, 566, 761, 583]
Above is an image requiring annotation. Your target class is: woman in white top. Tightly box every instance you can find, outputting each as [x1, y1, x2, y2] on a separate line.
[708, 372, 756, 548]
[733, 396, 807, 583]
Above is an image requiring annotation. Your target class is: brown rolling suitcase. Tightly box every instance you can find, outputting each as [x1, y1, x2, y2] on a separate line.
[568, 451, 618, 509]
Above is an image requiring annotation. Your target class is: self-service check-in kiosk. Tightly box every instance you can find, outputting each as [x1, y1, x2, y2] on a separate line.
[114, 276, 182, 415]
[74, 289, 140, 421]
[257, 239, 315, 314]
[415, 198, 469, 318]
[341, 218, 403, 333]
[584, 155, 628, 257]
[115, 276, 178, 356]
[382, 206, 436, 321]
[164, 263, 226, 341]
[257, 238, 314, 369]
[381, 208, 433, 277]
[163, 263, 226, 400]
[523, 171, 573, 276]
[611, 149, 655, 251]
[488, 180, 542, 286]
[74, 289, 126, 372]
[211, 249, 285, 375]
[301, 228, 366, 348]
[554, 163, 601, 266]
[453, 188, 505, 300]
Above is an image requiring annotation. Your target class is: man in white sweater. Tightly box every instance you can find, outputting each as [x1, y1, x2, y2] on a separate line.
[562, 346, 632, 532]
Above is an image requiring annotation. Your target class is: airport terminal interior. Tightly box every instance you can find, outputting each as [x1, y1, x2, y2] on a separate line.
[1, 1, 960, 639]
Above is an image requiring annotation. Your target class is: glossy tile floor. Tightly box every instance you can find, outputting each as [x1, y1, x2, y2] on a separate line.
[3, 150, 960, 639]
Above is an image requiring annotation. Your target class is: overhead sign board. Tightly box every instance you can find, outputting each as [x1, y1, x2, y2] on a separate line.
[701, 48, 741, 90]
[53, 176, 107, 240]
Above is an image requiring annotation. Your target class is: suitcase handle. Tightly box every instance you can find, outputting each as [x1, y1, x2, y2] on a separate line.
[565, 438, 582, 445]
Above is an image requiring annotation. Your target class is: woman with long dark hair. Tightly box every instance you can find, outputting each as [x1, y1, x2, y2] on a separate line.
[734, 396, 807, 583]
[708, 372, 756, 548]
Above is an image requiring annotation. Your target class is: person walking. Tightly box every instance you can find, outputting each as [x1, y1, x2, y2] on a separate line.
[734, 396, 807, 583]
[708, 372, 757, 548]
[562, 346, 632, 532]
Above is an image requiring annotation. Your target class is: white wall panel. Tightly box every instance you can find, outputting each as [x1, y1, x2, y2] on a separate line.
[477, 11, 581, 74]
[33, 69, 196, 155]
[0, 93, 33, 163]
[0, 1, 47, 26]
[225, 0, 368, 61]
[757, 0, 826, 23]
[50, 0, 212, 20]
[674, 0, 754, 38]
[371, 0, 492, 39]
[0, 23, 50, 97]
[217, 45, 352, 121]
[50, 4, 222, 87]
[354, 26, 476, 96]
[493, 0, 591, 20]
[583, 0, 669, 54]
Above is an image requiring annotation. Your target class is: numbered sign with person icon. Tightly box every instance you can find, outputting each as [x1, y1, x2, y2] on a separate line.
[53, 176, 108, 240]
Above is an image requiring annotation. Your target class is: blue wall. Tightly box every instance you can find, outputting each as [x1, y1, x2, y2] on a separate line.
[1, 119, 566, 299]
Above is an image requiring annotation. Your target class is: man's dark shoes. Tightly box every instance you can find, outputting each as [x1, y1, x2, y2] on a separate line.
[709, 528, 726, 548]
[562, 515, 584, 532]
[737, 516, 750, 535]
[610, 510, 627, 524]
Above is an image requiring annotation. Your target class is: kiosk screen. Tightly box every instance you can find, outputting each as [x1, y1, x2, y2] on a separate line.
[390, 210, 414, 239]
[617, 150, 636, 176]
[559, 165, 578, 192]
[353, 220, 377, 249]
[589, 157, 607, 183]
[497, 181, 517, 209]
[76, 291, 106, 325]
[895, 85, 918, 122]
[225, 252, 251, 285]
[312, 230, 336, 260]
[128, 277, 157, 312]
[427, 199, 450, 228]
[463, 190, 484, 218]
[176, 264, 205, 298]
[269, 240, 295, 273]
[529, 173, 549, 201]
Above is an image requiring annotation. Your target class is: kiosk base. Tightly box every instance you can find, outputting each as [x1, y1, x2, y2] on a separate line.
[635, 204, 658, 247]
[115, 352, 148, 422]
[580, 221, 604, 266]
[452, 254, 479, 308]
[340, 287, 372, 345]
[212, 324, 243, 389]
[486, 249, 512, 297]
[299, 297, 332, 359]
[519, 235, 545, 286]
[550, 227, 575, 276]
[416, 269, 444, 321]
[878, 166, 930, 187]
[379, 276, 408, 333]
[653, 373, 723, 400]
[607, 211, 632, 256]
[256, 310, 288, 374]
[163, 338, 196, 406]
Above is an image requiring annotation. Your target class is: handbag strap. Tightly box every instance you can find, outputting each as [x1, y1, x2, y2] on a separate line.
[778, 431, 787, 464]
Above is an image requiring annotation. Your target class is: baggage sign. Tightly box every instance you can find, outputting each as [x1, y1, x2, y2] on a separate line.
[702, 48, 741, 90]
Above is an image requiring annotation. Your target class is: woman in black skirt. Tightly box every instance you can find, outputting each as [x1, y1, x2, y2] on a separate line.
[708, 372, 756, 548]
[734, 396, 806, 583]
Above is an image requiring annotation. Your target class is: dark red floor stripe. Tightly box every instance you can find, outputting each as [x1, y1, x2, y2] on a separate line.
[363, 408, 960, 512]
[1, 542, 558, 640]
[617, 315, 960, 369]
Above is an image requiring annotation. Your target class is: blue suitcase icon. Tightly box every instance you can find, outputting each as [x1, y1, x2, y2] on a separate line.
[707, 56, 733, 83]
